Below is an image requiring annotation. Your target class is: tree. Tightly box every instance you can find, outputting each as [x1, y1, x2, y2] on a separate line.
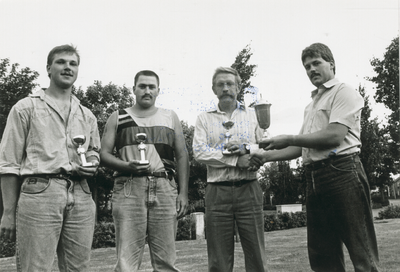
[258, 160, 305, 205]
[74, 81, 134, 136]
[0, 58, 39, 138]
[181, 121, 207, 211]
[359, 85, 394, 197]
[231, 44, 257, 103]
[368, 36, 399, 172]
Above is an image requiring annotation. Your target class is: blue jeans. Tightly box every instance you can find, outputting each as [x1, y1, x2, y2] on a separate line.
[112, 176, 179, 272]
[16, 177, 95, 272]
[205, 180, 268, 272]
[305, 154, 379, 272]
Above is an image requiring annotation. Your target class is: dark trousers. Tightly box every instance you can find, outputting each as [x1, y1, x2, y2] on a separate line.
[305, 154, 379, 272]
[205, 180, 268, 272]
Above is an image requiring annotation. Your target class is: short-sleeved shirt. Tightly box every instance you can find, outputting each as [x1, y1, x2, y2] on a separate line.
[0, 89, 100, 176]
[193, 101, 264, 183]
[299, 78, 364, 165]
[114, 107, 182, 175]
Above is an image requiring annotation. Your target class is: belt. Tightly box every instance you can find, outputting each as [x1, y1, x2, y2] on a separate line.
[23, 173, 82, 182]
[305, 153, 359, 171]
[129, 171, 173, 180]
[211, 179, 255, 187]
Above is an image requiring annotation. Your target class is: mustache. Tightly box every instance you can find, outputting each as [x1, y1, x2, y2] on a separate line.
[310, 72, 320, 78]
[142, 94, 153, 99]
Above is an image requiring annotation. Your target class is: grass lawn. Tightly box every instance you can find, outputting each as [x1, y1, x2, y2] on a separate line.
[1, 218, 399, 271]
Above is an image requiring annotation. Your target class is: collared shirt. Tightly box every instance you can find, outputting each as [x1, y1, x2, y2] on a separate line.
[0, 89, 100, 176]
[193, 101, 264, 183]
[299, 78, 364, 165]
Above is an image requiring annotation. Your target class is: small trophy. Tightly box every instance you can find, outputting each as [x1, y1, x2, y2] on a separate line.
[222, 120, 239, 155]
[136, 133, 149, 165]
[73, 135, 94, 167]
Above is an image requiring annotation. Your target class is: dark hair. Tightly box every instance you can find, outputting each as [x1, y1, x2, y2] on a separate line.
[134, 70, 160, 87]
[301, 43, 336, 74]
[212, 67, 241, 87]
[47, 44, 80, 66]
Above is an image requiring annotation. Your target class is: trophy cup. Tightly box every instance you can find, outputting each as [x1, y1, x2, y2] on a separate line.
[222, 120, 240, 155]
[135, 133, 149, 165]
[73, 135, 94, 167]
[246, 95, 272, 150]
[254, 95, 271, 140]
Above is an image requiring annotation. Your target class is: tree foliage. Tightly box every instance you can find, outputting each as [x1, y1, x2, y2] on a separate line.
[74, 81, 134, 136]
[231, 44, 257, 103]
[181, 121, 207, 208]
[368, 36, 399, 170]
[258, 160, 305, 205]
[0, 58, 39, 138]
[359, 85, 394, 191]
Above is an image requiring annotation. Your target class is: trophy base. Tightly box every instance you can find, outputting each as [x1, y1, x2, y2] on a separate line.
[82, 161, 95, 167]
[222, 150, 240, 155]
[138, 160, 149, 165]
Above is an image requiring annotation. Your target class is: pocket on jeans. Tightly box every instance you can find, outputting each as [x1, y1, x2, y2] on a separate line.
[168, 177, 178, 190]
[21, 177, 50, 194]
[79, 180, 92, 194]
[329, 159, 355, 172]
[113, 178, 127, 193]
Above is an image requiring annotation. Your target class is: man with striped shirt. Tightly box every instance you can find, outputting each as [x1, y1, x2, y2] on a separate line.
[100, 70, 189, 272]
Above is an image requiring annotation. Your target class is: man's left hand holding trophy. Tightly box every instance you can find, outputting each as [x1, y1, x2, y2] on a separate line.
[127, 133, 151, 175]
[73, 135, 100, 177]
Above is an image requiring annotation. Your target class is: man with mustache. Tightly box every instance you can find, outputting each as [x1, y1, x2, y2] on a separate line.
[251, 43, 380, 272]
[101, 70, 189, 272]
[0, 44, 100, 271]
[192, 67, 268, 271]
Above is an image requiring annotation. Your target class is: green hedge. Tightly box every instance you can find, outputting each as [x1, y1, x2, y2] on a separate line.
[0, 238, 16, 258]
[264, 212, 307, 232]
[376, 205, 400, 220]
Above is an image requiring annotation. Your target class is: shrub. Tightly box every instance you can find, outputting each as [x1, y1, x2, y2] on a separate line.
[376, 205, 400, 220]
[372, 202, 383, 209]
[371, 193, 389, 206]
[176, 215, 196, 241]
[0, 238, 15, 258]
[264, 211, 307, 232]
[92, 222, 116, 249]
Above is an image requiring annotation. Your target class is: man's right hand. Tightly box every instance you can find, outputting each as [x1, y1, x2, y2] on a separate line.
[0, 211, 16, 242]
[127, 160, 151, 174]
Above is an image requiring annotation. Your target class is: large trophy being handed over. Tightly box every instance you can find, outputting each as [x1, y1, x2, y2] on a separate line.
[135, 133, 150, 165]
[73, 135, 96, 167]
[246, 95, 272, 151]
[254, 95, 271, 141]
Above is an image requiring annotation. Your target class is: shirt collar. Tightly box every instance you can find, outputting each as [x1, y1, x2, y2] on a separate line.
[310, 78, 340, 98]
[30, 88, 80, 105]
[207, 100, 246, 113]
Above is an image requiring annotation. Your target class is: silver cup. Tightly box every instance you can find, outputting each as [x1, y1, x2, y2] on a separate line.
[73, 135, 94, 167]
[222, 120, 238, 155]
[253, 95, 271, 139]
[136, 133, 149, 165]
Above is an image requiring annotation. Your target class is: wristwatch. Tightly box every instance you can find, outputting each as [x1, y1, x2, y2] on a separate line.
[243, 144, 251, 154]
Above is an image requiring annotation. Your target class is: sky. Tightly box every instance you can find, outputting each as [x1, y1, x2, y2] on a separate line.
[0, 0, 398, 136]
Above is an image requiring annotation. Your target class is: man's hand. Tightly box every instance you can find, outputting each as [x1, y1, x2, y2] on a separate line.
[223, 141, 243, 155]
[259, 135, 294, 151]
[0, 211, 16, 242]
[176, 193, 189, 219]
[76, 160, 100, 177]
[127, 160, 151, 174]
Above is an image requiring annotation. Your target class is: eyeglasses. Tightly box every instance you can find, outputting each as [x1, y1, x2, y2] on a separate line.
[215, 82, 236, 89]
